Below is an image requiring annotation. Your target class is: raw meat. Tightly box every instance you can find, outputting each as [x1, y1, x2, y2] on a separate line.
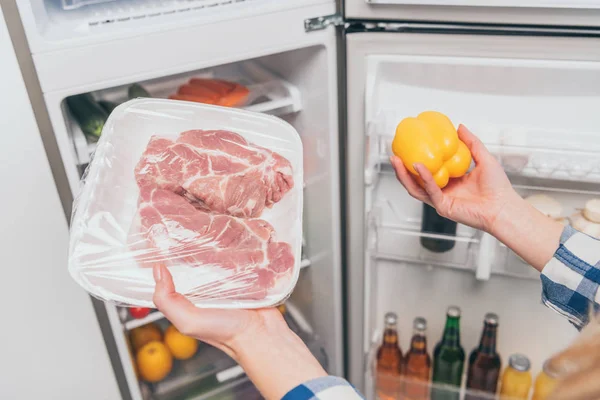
[131, 187, 295, 300]
[134, 129, 294, 218]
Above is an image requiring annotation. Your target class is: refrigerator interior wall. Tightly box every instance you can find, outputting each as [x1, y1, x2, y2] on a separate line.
[17, 0, 334, 53]
[345, 31, 600, 390]
[45, 44, 342, 399]
[344, 0, 600, 26]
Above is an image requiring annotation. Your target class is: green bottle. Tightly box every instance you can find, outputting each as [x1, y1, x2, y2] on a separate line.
[431, 306, 466, 400]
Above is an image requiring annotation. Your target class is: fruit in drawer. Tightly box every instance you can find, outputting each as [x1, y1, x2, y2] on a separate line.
[392, 111, 472, 189]
[130, 323, 163, 351]
[136, 341, 173, 382]
[129, 307, 151, 319]
[164, 325, 198, 360]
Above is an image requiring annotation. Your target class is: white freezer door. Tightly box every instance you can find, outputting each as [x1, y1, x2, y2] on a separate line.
[344, 30, 600, 390]
[344, 0, 600, 26]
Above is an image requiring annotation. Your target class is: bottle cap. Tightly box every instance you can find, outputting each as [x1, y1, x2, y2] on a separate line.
[384, 312, 398, 325]
[447, 306, 461, 318]
[484, 312, 499, 326]
[542, 359, 560, 379]
[508, 354, 531, 372]
[413, 317, 427, 331]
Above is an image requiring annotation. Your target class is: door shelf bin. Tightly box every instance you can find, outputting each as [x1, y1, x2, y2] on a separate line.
[366, 344, 515, 400]
[67, 61, 302, 166]
[371, 221, 480, 271]
[370, 126, 600, 184]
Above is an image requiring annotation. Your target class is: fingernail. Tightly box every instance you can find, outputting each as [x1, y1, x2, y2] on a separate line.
[153, 264, 163, 283]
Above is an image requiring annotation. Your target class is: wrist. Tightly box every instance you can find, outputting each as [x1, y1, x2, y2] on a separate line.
[487, 189, 526, 238]
[230, 311, 327, 400]
[488, 190, 563, 271]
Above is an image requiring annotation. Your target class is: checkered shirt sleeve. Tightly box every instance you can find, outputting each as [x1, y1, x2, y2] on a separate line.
[541, 225, 600, 329]
[281, 376, 364, 400]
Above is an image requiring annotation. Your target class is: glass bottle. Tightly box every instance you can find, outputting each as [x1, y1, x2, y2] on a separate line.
[404, 317, 432, 400]
[431, 306, 465, 400]
[376, 312, 404, 400]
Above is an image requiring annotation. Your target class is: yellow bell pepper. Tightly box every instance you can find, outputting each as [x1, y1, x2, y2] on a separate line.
[391, 111, 472, 188]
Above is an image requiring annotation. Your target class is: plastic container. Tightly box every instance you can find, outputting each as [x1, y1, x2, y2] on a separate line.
[69, 98, 304, 309]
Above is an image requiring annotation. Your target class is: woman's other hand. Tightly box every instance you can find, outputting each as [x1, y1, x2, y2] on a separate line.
[391, 124, 518, 233]
[152, 264, 327, 400]
[391, 124, 563, 271]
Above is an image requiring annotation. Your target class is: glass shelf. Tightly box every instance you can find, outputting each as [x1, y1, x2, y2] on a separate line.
[67, 61, 302, 166]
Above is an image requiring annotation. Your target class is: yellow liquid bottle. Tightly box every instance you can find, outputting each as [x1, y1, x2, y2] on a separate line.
[500, 354, 532, 400]
[532, 360, 558, 400]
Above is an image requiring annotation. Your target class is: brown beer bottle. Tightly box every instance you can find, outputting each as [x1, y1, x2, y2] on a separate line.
[465, 313, 501, 400]
[403, 317, 432, 400]
[376, 312, 404, 400]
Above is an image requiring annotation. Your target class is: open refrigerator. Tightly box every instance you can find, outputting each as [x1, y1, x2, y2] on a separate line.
[6, 0, 600, 398]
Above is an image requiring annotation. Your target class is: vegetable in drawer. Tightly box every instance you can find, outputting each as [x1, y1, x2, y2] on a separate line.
[66, 93, 108, 139]
[392, 111, 472, 189]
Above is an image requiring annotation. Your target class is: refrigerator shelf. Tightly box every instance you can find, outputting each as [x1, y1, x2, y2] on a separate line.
[69, 65, 302, 166]
[371, 219, 480, 272]
[364, 341, 530, 400]
[149, 343, 240, 400]
[367, 175, 592, 280]
[136, 302, 324, 400]
[370, 125, 600, 184]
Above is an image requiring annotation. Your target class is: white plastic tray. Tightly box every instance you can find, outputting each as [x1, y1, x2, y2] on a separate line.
[69, 99, 304, 308]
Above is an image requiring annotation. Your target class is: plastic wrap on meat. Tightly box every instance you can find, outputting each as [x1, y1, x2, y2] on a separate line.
[131, 187, 294, 300]
[134, 130, 294, 218]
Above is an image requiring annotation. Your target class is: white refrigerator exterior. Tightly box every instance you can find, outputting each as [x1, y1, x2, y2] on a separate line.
[0, 6, 120, 399]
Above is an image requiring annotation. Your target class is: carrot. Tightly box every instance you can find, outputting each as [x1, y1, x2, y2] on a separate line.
[177, 84, 220, 101]
[188, 78, 237, 96]
[218, 83, 250, 107]
[168, 94, 218, 105]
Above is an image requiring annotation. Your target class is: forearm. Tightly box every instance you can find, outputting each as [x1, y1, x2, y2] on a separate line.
[490, 191, 563, 272]
[231, 319, 327, 400]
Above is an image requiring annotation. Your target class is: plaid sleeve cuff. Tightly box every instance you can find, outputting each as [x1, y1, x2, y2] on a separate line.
[541, 225, 600, 329]
[281, 376, 364, 400]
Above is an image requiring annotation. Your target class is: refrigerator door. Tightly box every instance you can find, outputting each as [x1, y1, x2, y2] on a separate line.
[345, 30, 600, 392]
[0, 7, 120, 399]
[344, 0, 600, 26]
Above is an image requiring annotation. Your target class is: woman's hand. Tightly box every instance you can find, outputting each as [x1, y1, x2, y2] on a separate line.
[152, 264, 327, 400]
[391, 124, 518, 233]
[391, 124, 563, 271]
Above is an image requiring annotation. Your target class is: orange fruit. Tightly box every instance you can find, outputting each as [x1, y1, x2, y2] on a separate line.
[130, 323, 162, 352]
[164, 325, 198, 360]
[136, 341, 173, 382]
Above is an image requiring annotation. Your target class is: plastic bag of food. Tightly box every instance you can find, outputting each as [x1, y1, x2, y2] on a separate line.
[69, 99, 303, 308]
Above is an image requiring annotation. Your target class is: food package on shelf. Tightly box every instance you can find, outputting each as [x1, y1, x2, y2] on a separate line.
[69, 99, 304, 308]
[169, 78, 250, 108]
[570, 199, 600, 239]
